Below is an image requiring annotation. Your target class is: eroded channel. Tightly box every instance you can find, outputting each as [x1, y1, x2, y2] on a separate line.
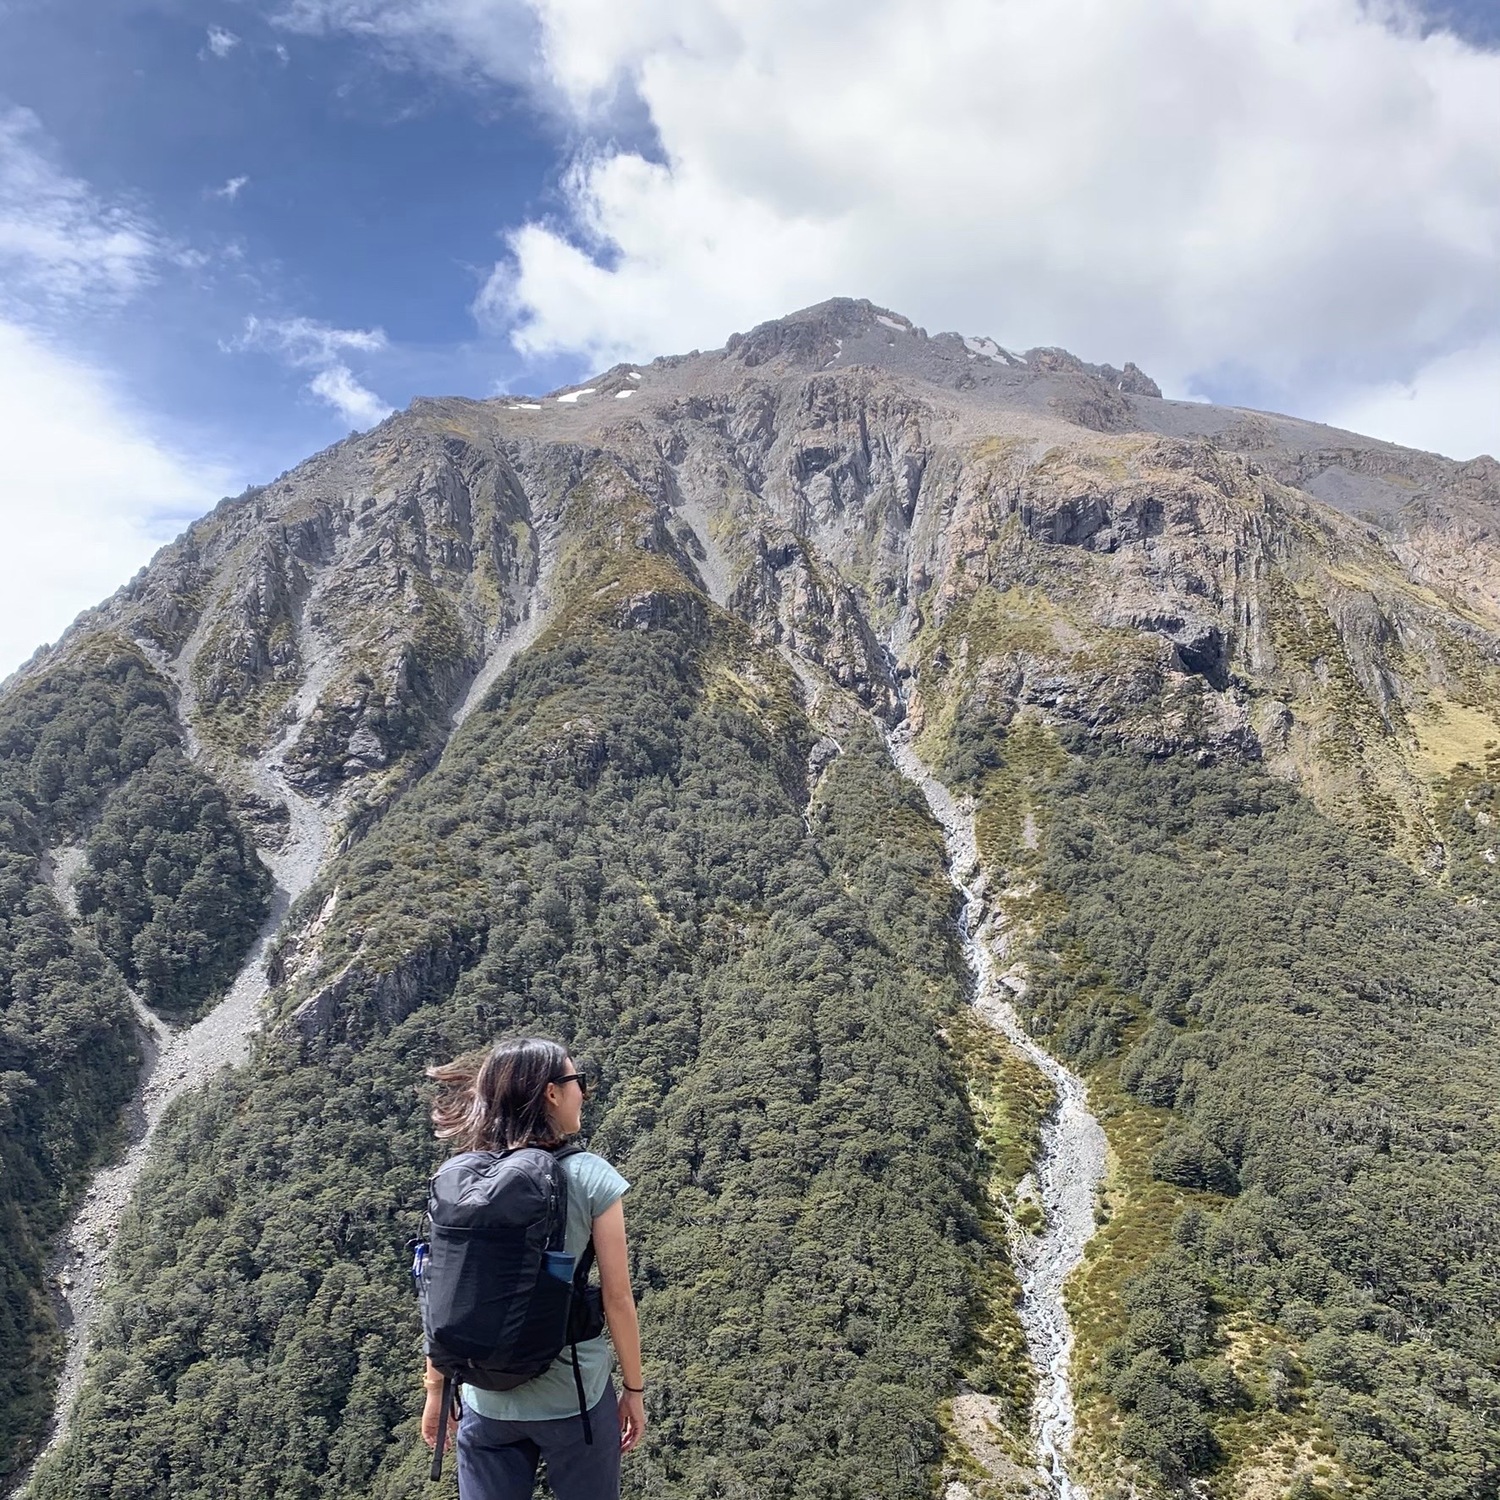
[887, 724, 1107, 1500]
[11, 657, 337, 1494]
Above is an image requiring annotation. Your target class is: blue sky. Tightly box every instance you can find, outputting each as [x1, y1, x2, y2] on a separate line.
[1422, 0, 1500, 47]
[0, 0, 589, 470]
[1, 0, 1498, 675]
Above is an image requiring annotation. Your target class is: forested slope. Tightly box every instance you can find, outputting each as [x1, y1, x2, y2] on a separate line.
[26, 592, 1009, 1500]
[8, 297, 1500, 1496]
[0, 648, 268, 1478]
[967, 736, 1500, 1498]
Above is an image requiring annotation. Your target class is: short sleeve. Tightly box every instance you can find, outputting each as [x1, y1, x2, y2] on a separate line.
[579, 1152, 629, 1219]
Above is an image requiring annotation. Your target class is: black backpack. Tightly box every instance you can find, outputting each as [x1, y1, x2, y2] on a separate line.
[414, 1143, 606, 1479]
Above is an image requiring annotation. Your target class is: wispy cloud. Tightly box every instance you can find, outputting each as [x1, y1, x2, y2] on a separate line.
[0, 321, 230, 679]
[210, 175, 250, 202]
[309, 363, 395, 428]
[0, 105, 158, 315]
[270, 0, 541, 88]
[236, 314, 389, 365]
[0, 109, 229, 676]
[203, 26, 241, 59]
[233, 314, 395, 429]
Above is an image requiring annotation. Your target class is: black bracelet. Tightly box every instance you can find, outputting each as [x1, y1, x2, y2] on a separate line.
[623, 1383, 645, 1394]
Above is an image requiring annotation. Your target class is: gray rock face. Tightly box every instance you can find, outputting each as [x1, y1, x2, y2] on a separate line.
[720, 297, 1167, 424]
[44, 404, 556, 808]
[20, 295, 1500, 879]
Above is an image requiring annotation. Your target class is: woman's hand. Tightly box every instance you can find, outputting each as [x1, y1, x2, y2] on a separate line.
[421, 1386, 458, 1450]
[618, 1387, 647, 1454]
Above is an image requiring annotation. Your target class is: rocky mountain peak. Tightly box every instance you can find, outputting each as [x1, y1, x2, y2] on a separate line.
[14, 291, 1496, 842]
[714, 296, 1164, 407]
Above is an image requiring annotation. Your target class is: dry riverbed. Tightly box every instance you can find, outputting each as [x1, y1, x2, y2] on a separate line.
[888, 723, 1107, 1500]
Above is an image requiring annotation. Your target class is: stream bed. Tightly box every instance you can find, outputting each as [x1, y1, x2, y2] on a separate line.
[887, 724, 1107, 1500]
[10, 643, 338, 1495]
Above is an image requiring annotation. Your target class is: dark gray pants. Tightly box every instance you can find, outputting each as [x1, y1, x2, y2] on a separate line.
[456, 1384, 620, 1500]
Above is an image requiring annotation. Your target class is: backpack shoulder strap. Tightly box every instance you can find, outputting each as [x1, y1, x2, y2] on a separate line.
[575, 1235, 596, 1285]
[548, 1147, 599, 1283]
[542, 1142, 582, 1250]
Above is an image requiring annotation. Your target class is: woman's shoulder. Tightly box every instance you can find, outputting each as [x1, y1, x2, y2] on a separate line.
[561, 1145, 619, 1177]
[561, 1146, 630, 1204]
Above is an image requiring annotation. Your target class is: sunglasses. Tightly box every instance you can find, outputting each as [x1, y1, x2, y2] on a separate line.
[553, 1072, 589, 1097]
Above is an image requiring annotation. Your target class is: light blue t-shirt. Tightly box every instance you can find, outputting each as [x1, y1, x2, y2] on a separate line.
[463, 1150, 630, 1421]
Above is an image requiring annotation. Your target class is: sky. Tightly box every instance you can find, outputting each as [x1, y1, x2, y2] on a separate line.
[1, 0, 1498, 677]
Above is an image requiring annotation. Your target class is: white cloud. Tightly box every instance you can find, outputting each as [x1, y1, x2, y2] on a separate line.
[1317, 339, 1500, 461]
[311, 0, 1500, 462]
[0, 106, 157, 313]
[272, 0, 540, 84]
[309, 363, 396, 428]
[0, 108, 233, 678]
[236, 314, 389, 365]
[233, 315, 395, 428]
[204, 26, 242, 58]
[0, 321, 231, 680]
[211, 175, 250, 201]
[515, 0, 1500, 377]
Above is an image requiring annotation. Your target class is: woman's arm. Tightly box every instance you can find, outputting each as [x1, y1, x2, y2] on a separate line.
[593, 1198, 647, 1454]
[420, 1358, 457, 1449]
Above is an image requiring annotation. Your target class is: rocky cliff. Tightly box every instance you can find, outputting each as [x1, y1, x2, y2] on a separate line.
[44, 296, 1500, 866]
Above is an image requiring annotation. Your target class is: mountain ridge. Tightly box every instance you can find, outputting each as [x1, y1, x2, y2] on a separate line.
[21, 296, 1498, 695]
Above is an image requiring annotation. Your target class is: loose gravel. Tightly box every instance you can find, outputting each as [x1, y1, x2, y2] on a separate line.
[888, 724, 1107, 1500]
[19, 626, 339, 1488]
[452, 532, 559, 729]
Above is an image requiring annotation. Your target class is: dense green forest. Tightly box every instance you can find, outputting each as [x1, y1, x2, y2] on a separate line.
[0, 648, 174, 1475]
[0, 647, 179, 829]
[0, 645, 269, 1480]
[28, 601, 1009, 1500]
[1022, 744, 1500, 1498]
[76, 750, 270, 1016]
[17, 584, 1500, 1498]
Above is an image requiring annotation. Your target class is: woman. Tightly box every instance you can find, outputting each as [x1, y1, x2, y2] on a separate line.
[420, 1036, 647, 1498]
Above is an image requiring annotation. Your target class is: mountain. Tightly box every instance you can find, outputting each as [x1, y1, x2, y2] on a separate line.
[3, 298, 1498, 1500]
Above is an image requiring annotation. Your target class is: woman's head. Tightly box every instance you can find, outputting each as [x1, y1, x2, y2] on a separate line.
[427, 1035, 587, 1151]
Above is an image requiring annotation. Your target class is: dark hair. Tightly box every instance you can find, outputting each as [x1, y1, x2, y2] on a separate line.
[428, 1035, 574, 1152]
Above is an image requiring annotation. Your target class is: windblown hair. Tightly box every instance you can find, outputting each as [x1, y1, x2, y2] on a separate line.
[427, 1035, 573, 1152]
